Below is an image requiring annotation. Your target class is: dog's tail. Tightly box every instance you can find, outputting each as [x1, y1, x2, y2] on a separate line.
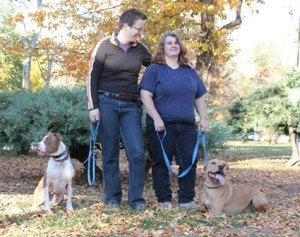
[252, 191, 268, 212]
[32, 177, 45, 208]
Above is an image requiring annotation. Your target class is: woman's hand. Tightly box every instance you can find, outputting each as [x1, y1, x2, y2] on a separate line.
[89, 108, 100, 123]
[198, 119, 208, 132]
[140, 89, 165, 131]
[154, 117, 165, 131]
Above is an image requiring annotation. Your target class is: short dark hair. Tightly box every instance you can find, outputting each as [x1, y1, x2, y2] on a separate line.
[118, 8, 147, 30]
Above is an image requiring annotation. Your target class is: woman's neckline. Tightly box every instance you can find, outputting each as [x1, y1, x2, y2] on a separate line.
[165, 63, 180, 70]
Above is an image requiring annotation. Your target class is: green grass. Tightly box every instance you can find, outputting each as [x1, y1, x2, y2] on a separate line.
[228, 213, 253, 228]
[140, 217, 163, 229]
[179, 216, 223, 228]
[6, 210, 93, 228]
[223, 141, 292, 157]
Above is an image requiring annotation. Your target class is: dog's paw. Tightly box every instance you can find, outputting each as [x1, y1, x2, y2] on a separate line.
[67, 204, 74, 213]
[67, 207, 74, 213]
[198, 204, 207, 213]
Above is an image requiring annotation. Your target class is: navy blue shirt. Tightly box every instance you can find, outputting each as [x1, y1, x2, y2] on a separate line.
[140, 63, 207, 123]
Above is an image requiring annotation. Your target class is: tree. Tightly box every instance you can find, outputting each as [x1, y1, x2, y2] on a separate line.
[2, 0, 262, 93]
[4, 0, 118, 87]
[0, 4, 23, 91]
[0, 12, 44, 91]
[251, 42, 285, 86]
[0, 54, 23, 91]
[121, 0, 263, 99]
[228, 70, 300, 165]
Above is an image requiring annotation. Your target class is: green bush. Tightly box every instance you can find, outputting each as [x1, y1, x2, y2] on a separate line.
[195, 108, 232, 151]
[0, 88, 230, 156]
[0, 88, 90, 155]
[207, 121, 232, 151]
[227, 69, 300, 137]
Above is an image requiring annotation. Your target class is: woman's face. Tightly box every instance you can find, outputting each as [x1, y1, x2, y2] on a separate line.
[125, 19, 145, 42]
[163, 35, 180, 58]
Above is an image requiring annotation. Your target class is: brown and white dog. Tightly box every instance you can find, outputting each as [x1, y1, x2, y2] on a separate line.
[31, 132, 74, 213]
[201, 159, 268, 216]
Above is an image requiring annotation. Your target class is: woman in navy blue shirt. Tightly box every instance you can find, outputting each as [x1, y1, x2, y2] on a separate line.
[140, 31, 208, 208]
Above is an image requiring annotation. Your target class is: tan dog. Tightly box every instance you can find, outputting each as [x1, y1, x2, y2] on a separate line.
[31, 133, 74, 213]
[201, 159, 268, 216]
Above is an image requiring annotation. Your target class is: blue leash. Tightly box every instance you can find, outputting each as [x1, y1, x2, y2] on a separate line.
[86, 121, 100, 186]
[198, 131, 208, 164]
[157, 130, 208, 178]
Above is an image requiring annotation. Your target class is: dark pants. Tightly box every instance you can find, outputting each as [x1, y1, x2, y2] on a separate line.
[146, 122, 197, 204]
[98, 93, 145, 207]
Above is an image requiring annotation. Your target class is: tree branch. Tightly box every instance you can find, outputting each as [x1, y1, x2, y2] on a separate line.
[219, 0, 243, 31]
[81, 3, 122, 16]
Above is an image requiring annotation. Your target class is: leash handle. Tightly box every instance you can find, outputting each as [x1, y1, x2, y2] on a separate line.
[156, 129, 207, 178]
[87, 121, 100, 186]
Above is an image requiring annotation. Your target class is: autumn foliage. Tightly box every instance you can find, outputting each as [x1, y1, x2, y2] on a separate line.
[1, 0, 262, 100]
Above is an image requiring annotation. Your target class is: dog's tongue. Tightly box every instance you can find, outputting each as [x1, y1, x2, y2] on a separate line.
[215, 174, 225, 186]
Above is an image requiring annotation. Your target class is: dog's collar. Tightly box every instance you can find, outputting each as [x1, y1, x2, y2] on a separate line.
[52, 150, 67, 159]
[53, 154, 69, 163]
[52, 150, 69, 162]
[204, 183, 222, 189]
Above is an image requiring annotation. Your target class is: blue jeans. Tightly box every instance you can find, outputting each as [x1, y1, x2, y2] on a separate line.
[98, 93, 145, 207]
[146, 122, 197, 204]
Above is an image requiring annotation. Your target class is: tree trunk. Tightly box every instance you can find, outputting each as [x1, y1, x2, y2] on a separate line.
[287, 127, 300, 166]
[202, 70, 211, 92]
[44, 57, 53, 88]
[22, 48, 31, 91]
[21, 0, 42, 91]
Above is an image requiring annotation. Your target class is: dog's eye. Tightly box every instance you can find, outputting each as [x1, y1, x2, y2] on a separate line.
[211, 161, 216, 165]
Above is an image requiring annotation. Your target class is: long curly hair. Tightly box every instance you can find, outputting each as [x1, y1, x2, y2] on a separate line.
[152, 31, 190, 67]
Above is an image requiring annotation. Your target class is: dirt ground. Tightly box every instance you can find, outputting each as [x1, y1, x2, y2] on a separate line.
[0, 153, 299, 236]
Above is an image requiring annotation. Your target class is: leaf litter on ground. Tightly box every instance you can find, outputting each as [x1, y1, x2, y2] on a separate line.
[0, 150, 299, 236]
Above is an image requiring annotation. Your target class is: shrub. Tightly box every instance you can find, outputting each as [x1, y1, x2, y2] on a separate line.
[207, 121, 233, 151]
[0, 88, 231, 156]
[0, 88, 90, 155]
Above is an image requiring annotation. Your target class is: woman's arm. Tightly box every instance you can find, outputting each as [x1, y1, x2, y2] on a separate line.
[87, 40, 106, 122]
[195, 95, 208, 132]
[140, 89, 165, 131]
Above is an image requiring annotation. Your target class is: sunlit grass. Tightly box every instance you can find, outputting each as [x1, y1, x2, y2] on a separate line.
[224, 140, 292, 157]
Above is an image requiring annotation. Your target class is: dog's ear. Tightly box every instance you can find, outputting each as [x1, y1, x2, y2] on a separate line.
[53, 133, 62, 142]
[224, 162, 229, 170]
